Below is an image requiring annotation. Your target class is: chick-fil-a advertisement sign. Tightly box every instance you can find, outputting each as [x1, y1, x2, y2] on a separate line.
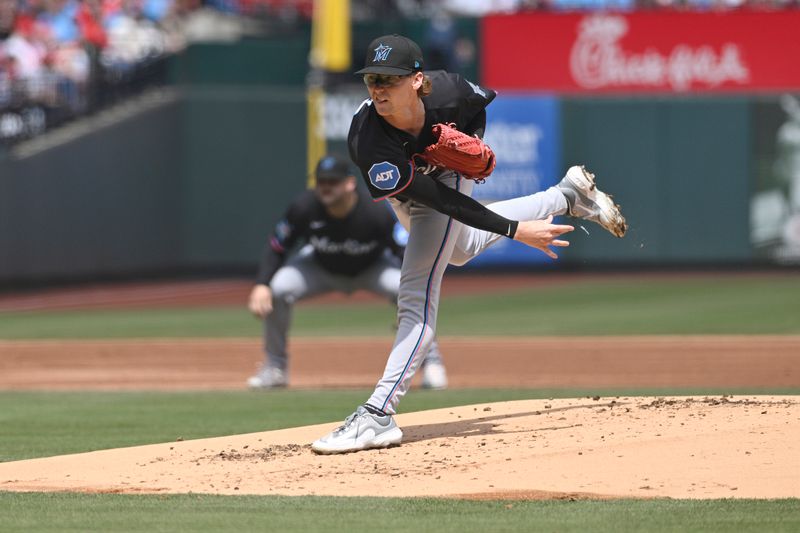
[483, 12, 800, 93]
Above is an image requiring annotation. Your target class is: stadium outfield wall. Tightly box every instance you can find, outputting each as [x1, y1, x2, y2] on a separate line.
[0, 86, 308, 285]
[2, 13, 799, 284]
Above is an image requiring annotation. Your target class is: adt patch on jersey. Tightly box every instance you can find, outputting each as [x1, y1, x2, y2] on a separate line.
[368, 162, 401, 190]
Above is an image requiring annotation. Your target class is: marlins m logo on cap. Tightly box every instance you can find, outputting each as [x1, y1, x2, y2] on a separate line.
[373, 44, 392, 62]
[319, 156, 336, 170]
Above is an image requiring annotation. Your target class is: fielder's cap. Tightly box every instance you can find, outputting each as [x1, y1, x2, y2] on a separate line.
[315, 154, 351, 181]
[355, 34, 424, 76]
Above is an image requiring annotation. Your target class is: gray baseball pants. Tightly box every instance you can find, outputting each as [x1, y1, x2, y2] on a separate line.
[367, 174, 568, 414]
[264, 245, 444, 372]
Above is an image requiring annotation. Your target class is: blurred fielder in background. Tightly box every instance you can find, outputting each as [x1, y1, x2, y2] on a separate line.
[247, 154, 448, 390]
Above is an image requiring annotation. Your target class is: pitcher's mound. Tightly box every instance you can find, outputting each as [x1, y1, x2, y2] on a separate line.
[1, 396, 798, 499]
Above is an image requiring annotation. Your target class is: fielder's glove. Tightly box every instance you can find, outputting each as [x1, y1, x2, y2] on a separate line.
[418, 123, 496, 182]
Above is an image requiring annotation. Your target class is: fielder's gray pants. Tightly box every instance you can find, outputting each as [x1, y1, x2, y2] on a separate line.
[367, 174, 568, 414]
[265, 245, 444, 372]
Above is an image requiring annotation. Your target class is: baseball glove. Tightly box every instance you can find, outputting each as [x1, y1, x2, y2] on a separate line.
[419, 123, 496, 182]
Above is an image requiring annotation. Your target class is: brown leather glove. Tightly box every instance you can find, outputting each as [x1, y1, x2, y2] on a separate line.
[419, 123, 496, 182]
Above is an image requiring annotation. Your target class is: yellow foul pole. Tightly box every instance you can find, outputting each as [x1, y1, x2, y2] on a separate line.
[308, 0, 351, 186]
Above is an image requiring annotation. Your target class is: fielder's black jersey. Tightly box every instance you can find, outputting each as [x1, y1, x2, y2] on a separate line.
[256, 189, 402, 285]
[348, 70, 497, 201]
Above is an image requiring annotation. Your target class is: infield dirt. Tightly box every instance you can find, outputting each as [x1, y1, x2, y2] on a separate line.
[1, 396, 798, 500]
[1, 336, 799, 390]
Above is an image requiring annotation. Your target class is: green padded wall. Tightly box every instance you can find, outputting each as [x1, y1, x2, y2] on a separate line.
[561, 98, 751, 264]
[180, 86, 308, 267]
[0, 100, 183, 282]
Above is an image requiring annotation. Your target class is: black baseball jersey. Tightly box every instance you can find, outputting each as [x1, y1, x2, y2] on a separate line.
[256, 189, 402, 285]
[348, 70, 497, 201]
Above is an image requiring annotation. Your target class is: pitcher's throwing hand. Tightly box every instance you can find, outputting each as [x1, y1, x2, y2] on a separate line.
[514, 216, 574, 259]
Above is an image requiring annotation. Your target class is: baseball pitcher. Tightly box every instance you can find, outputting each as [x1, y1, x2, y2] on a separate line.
[311, 35, 627, 454]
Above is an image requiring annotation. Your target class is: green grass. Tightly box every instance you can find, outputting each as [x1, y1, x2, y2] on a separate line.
[1, 275, 799, 339]
[2, 493, 799, 533]
[0, 306, 268, 339]
[2, 387, 797, 463]
[0, 389, 562, 461]
[3, 388, 799, 531]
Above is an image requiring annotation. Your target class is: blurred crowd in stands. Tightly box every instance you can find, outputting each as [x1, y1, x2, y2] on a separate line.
[0, 0, 797, 145]
[372, 0, 799, 15]
[0, 0, 275, 143]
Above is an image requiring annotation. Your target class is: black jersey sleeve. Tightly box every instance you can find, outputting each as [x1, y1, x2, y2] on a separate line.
[400, 173, 518, 238]
[456, 76, 496, 135]
[349, 101, 416, 201]
[464, 109, 487, 139]
[255, 194, 310, 285]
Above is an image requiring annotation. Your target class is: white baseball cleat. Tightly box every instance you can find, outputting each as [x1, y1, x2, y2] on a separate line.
[311, 405, 403, 455]
[421, 360, 448, 390]
[247, 366, 287, 389]
[556, 165, 627, 238]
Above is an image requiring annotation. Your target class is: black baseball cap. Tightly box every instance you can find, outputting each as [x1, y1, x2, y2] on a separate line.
[315, 154, 351, 181]
[355, 34, 424, 76]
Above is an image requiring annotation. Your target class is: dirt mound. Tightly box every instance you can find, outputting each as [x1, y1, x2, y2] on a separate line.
[1, 396, 798, 499]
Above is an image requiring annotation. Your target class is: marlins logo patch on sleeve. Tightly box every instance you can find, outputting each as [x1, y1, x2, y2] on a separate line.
[467, 80, 487, 98]
[368, 162, 401, 190]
